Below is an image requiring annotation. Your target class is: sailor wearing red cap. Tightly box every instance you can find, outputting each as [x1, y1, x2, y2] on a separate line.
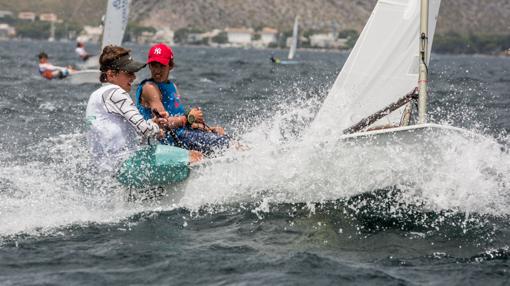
[135, 43, 230, 156]
[86, 45, 202, 176]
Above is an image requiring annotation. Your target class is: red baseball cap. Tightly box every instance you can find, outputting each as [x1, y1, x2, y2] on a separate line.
[147, 43, 174, 65]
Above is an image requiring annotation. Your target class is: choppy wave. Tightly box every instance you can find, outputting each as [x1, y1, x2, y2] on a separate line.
[3, 97, 509, 238]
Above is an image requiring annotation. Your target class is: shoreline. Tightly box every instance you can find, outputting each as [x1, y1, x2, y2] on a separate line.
[1, 38, 507, 57]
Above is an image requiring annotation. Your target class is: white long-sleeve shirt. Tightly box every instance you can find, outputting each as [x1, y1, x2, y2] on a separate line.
[75, 47, 88, 58]
[86, 83, 160, 171]
[38, 62, 66, 73]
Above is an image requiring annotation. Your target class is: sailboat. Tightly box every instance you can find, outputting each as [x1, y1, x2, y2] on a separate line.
[48, 20, 55, 42]
[283, 16, 300, 64]
[68, 0, 130, 84]
[309, 0, 474, 144]
[272, 16, 300, 65]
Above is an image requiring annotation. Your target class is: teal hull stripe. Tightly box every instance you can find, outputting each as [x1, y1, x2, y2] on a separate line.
[117, 145, 190, 188]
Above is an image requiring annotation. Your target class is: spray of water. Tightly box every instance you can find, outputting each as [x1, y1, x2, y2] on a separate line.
[180, 89, 510, 220]
[1, 87, 509, 237]
[0, 134, 148, 236]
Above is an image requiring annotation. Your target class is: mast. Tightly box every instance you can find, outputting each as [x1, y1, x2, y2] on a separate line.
[48, 20, 55, 42]
[288, 16, 299, 60]
[418, 0, 429, 124]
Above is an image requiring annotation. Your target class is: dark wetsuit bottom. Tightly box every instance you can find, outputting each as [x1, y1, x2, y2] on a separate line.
[176, 129, 230, 155]
[58, 69, 69, 79]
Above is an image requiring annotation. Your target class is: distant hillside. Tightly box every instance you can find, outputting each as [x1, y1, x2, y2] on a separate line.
[130, 0, 510, 35]
[0, 0, 509, 35]
[0, 0, 106, 26]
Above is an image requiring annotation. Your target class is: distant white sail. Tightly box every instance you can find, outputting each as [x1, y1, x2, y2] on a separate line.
[48, 21, 55, 42]
[310, 0, 441, 137]
[80, 0, 130, 70]
[101, 0, 130, 49]
[287, 16, 299, 60]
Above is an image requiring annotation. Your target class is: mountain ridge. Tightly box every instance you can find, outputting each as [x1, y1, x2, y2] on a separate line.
[0, 0, 508, 35]
[130, 0, 510, 35]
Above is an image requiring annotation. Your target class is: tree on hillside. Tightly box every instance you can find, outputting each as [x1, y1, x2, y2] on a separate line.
[338, 29, 359, 49]
[434, 32, 510, 54]
[124, 22, 156, 42]
[211, 32, 228, 44]
[174, 27, 204, 44]
[16, 21, 50, 39]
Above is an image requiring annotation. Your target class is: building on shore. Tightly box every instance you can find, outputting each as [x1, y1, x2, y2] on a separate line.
[78, 25, 102, 43]
[309, 33, 336, 48]
[225, 27, 254, 46]
[39, 13, 58, 22]
[0, 10, 13, 19]
[18, 12, 36, 21]
[309, 32, 349, 49]
[259, 27, 278, 45]
[138, 28, 175, 45]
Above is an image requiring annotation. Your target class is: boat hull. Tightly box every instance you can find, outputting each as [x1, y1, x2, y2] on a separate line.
[117, 145, 190, 188]
[279, 60, 300, 65]
[338, 123, 487, 168]
[340, 123, 477, 143]
[67, 70, 101, 84]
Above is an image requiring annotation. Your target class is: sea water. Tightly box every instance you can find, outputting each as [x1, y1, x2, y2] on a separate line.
[0, 40, 509, 285]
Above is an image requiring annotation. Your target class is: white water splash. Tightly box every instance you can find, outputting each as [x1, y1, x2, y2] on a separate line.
[179, 101, 510, 217]
[2, 94, 510, 237]
[0, 134, 151, 236]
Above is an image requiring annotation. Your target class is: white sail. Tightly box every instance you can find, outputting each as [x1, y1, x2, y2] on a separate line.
[80, 0, 130, 70]
[48, 21, 55, 42]
[68, 70, 101, 84]
[287, 16, 299, 60]
[101, 0, 130, 49]
[309, 0, 441, 137]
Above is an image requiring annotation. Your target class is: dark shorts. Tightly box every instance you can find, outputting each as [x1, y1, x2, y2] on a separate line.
[58, 69, 69, 79]
[176, 129, 230, 155]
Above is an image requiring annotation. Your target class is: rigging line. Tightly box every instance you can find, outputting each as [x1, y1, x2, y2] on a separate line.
[343, 88, 419, 134]
[420, 33, 429, 74]
[203, 122, 236, 141]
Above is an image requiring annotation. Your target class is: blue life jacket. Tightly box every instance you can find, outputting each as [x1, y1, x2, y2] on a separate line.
[135, 79, 187, 144]
[135, 79, 231, 154]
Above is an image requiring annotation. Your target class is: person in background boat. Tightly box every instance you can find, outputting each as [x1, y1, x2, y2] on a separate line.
[38, 52, 75, 80]
[135, 43, 230, 156]
[270, 54, 281, 64]
[86, 45, 202, 173]
[75, 41, 90, 61]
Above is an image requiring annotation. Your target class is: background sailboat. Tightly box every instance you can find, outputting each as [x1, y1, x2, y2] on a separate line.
[271, 16, 300, 65]
[81, 0, 130, 69]
[286, 16, 299, 61]
[69, 0, 130, 84]
[48, 20, 55, 42]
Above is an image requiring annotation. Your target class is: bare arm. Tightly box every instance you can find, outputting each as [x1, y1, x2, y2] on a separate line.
[141, 83, 187, 129]
[174, 85, 204, 124]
